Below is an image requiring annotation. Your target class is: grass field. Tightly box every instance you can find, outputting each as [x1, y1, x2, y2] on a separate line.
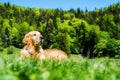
[0, 47, 120, 80]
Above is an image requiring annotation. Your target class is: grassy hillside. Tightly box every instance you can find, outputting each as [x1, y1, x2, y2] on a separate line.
[0, 47, 120, 80]
[0, 2, 120, 80]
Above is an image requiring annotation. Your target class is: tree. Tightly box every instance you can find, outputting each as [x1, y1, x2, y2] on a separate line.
[60, 9, 64, 20]
[76, 22, 100, 58]
[52, 32, 71, 55]
[42, 19, 56, 49]
[76, 8, 84, 18]
[17, 22, 31, 47]
[11, 27, 19, 47]
[1, 19, 11, 47]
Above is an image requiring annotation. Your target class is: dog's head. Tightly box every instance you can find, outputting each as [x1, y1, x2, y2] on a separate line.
[23, 31, 43, 45]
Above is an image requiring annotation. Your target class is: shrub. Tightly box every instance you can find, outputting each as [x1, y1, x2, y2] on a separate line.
[94, 39, 120, 58]
[0, 47, 3, 51]
[7, 46, 14, 54]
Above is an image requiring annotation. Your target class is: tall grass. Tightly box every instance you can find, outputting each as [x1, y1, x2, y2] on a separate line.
[0, 48, 120, 80]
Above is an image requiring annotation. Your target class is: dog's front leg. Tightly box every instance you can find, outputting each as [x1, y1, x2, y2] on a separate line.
[20, 49, 31, 59]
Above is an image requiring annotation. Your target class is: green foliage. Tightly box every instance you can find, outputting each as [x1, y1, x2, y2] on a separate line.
[54, 32, 71, 55]
[17, 22, 32, 47]
[94, 39, 108, 57]
[1, 19, 11, 47]
[0, 37, 3, 51]
[7, 46, 15, 54]
[106, 39, 120, 58]
[42, 19, 55, 48]
[94, 38, 120, 58]
[115, 40, 120, 58]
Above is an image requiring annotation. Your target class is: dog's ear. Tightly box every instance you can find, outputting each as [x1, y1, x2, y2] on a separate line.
[23, 33, 31, 45]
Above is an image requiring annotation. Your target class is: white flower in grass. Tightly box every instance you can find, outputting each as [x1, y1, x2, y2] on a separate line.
[93, 62, 105, 72]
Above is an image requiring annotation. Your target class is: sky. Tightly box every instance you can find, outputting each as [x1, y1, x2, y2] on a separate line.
[0, 0, 119, 11]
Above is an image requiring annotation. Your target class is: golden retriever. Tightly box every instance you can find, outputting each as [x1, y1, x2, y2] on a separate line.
[20, 31, 68, 60]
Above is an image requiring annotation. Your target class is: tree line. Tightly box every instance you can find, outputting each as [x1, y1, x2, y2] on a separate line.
[0, 2, 120, 58]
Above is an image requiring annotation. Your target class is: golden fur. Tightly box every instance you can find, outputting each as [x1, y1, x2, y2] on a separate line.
[20, 31, 68, 60]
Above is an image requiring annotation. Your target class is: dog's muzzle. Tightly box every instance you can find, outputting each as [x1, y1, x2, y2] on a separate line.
[38, 37, 43, 45]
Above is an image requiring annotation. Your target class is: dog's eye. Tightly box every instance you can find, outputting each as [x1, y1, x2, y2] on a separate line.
[33, 34, 36, 36]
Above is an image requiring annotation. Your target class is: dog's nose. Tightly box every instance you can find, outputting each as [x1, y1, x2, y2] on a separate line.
[40, 36, 43, 39]
[39, 36, 43, 43]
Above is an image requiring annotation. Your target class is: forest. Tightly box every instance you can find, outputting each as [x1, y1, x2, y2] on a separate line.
[0, 2, 120, 58]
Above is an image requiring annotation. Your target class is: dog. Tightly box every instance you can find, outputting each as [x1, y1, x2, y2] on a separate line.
[20, 31, 68, 60]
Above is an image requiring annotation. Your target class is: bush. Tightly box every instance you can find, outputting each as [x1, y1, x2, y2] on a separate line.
[7, 46, 14, 54]
[94, 39, 120, 58]
[0, 47, 3, 51]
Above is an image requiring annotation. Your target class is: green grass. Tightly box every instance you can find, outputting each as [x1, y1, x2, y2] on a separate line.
[0, 47, 120, 80]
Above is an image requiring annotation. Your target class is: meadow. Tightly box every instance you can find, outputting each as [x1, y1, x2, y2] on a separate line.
[0, 47, 120, 80]
[0, 2, 120, 80]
